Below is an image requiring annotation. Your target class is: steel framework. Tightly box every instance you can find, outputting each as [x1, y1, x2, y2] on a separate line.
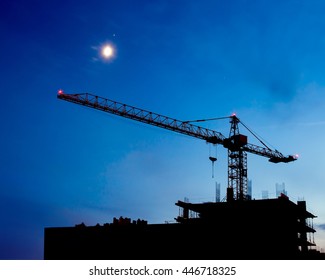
[58, 91, 297, 201]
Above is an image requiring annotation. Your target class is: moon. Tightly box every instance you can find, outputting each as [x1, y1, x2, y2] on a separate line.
[101, 44, 114, 59]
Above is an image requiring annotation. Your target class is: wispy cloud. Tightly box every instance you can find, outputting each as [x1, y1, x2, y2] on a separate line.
[316, 224, 325, 231]
[295, 121, 325, 127]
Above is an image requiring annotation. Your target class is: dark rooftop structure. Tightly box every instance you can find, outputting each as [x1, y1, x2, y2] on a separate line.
[44, 194, 325, 260]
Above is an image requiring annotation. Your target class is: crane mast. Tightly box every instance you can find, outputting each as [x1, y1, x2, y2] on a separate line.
[57, 90, 297, 201]
[227, 115, 248, 201]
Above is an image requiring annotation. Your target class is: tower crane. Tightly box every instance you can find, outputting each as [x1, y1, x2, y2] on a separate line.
[57, 90, 297, 201]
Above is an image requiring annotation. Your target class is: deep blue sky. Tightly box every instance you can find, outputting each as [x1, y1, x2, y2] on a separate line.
[1, 0, 325, 259]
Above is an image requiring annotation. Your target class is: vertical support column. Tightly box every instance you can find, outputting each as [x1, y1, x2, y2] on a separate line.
[297, 201, 308, 253]
[228, 116, 248, 201]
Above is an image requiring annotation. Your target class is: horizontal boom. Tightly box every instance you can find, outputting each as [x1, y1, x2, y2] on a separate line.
[57, 92, 226, 144]
[57, 91, 297, 164]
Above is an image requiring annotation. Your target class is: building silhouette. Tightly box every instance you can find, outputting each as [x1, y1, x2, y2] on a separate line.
[44, 195, 324, 260]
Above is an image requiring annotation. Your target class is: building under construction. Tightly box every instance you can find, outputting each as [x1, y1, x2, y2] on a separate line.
[48, 91, 324, 259]
[44, 193, 324, 260]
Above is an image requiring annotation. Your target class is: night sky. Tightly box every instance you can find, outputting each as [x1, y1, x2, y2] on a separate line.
[1, 0, 325, 259]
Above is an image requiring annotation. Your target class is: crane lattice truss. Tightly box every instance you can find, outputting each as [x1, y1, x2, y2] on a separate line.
[57, 91, 297, 201]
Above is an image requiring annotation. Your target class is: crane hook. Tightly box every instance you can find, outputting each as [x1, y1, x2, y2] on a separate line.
[209, 143, 218, 178]
[209, 156, 217, 162]
[209, 156, 217, 178]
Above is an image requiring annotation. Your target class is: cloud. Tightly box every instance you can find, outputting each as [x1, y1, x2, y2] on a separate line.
[316, 224, 325, 231]
[101, 140, 218, 223]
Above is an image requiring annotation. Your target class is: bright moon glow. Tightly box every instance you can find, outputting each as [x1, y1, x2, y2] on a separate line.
[101, 45, 114, 59]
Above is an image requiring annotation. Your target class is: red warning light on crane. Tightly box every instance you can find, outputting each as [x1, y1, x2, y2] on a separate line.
[58, 89, 64, 95]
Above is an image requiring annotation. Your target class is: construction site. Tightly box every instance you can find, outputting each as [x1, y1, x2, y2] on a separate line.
[44, 91, 325, 260]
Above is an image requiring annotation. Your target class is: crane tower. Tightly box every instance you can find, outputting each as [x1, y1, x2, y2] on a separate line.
[57, 90, 297, 201]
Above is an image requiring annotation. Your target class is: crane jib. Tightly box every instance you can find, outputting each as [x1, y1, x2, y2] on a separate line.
[57, 92, 226, 144]
[57, 91, 297, 201]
